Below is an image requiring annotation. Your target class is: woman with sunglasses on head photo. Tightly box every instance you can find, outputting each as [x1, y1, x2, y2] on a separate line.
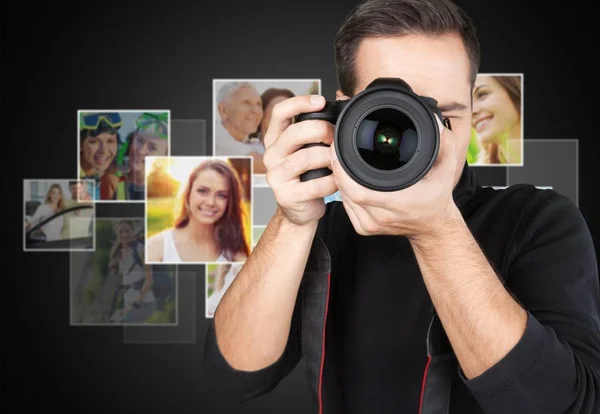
[79, 112, 122, 200]
[146, 159, 250, 263]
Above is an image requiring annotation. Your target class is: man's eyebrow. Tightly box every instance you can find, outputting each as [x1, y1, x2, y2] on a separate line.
[437, 102, 469, 113]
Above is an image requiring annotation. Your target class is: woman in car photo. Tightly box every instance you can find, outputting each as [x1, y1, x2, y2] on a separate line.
[25, 183, 66, 241]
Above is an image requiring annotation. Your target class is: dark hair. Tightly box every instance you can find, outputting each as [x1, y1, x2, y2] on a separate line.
[79, 120, 120, 142]
[493, 76, 521, 114]
[334, 0, 481, 96]
[254, 88, 296, 138]
[260, 88, 295, 111]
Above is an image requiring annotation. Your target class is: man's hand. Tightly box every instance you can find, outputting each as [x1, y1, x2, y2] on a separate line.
[330, 115, 459, 239]
[210, 96, 337, 373]
[262, 95, 338, 226]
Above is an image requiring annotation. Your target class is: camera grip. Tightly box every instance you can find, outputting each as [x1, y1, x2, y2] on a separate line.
[295, 101, 339, 124]
[296, 101, 341, 182]
[299, 143, 332, 182]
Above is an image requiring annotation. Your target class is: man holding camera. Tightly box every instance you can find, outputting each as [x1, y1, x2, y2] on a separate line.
[203, 0, 600, 413]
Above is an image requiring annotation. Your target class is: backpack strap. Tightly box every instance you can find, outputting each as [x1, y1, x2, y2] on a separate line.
[128, 241, 144, 274]
[126, 242, 147, 292]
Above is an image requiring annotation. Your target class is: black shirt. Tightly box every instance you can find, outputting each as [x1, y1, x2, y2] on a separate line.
[203, 166, 600, 413]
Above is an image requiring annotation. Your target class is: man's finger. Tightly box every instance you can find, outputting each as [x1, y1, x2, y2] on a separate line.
[266, 119, 334, 164]
[267, 145, 332, 187]
[277, 174, 338, 205]
[263, 95, 326, 149]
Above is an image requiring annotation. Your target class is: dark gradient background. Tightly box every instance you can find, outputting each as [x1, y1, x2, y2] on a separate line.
[3, 0, 599, 413]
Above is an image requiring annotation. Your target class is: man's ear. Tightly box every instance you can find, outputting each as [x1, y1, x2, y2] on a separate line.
[336, 89, 351, 100]
[217, 102, 227, 121]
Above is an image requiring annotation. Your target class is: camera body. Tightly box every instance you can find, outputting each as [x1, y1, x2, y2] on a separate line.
[297, 78, 446, 192]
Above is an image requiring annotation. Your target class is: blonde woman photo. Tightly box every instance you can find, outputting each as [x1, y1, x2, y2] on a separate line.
[25, 183, 65, 241]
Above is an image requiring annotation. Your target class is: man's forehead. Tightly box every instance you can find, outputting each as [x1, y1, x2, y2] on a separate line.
[354, 35, 471, 102]
[234, 86, 259, 99]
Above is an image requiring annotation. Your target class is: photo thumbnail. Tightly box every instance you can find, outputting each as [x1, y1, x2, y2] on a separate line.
[145, 156, 252, 264]
[78, 110, 171, 201]
[70, 218, 177, 325]
[206, 262, 244, 318]
[468, 74, 523, 166]
[213, 79, 321, 183]
[24, 179, 95, 251]
[252, 226, 265, 248]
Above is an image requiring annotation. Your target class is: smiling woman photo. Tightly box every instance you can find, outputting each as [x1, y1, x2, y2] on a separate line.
[146, 159, 251, 263]
[25, 183, 66, 241]
[471, 74, 522, 164]
[79, 112, 122, 199]
[105, 112, 170, 200]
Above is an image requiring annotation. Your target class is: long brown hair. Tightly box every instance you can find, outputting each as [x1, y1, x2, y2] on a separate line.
[261, 88, 295, 110]
[493, 75, 521, 114]
[45, 184, 65, 211]
[173, 160, 250, 259]
[258, 88, 296, 138]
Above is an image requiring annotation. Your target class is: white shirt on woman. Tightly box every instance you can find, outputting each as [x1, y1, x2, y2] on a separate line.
[28, 204, 63, 241]
[206, 263, 244, 317]
[163, 228, 232, 263]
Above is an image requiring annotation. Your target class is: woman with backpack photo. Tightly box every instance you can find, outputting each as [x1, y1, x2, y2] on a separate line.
[108, 220, 157, 323]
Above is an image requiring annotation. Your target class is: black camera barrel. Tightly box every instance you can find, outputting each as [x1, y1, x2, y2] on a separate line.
[296, 78, 444, 191]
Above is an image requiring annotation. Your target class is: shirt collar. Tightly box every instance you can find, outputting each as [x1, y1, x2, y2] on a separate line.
[219, 121, 250, 143]
[452, 161, 479, 210]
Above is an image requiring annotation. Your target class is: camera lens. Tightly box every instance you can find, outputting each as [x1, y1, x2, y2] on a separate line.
[355, 108, 418, 170]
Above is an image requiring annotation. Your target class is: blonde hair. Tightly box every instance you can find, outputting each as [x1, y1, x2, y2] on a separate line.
[44, 184, 65, 211]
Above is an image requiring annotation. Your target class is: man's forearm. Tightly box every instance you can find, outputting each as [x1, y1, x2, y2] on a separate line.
[410, 204, 528, 379]
[214, 207, 317, 371]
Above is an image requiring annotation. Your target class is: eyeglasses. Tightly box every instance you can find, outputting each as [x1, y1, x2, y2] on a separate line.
[80, 112, 123, 130]
[135, 112, 168, 140]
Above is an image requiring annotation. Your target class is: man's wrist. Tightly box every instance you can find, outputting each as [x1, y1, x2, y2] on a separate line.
[275, 207, 319, 235]
[409, 201, 464, 252]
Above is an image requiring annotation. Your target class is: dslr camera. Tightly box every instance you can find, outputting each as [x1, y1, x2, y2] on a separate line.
[297, 78, 450, 192]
